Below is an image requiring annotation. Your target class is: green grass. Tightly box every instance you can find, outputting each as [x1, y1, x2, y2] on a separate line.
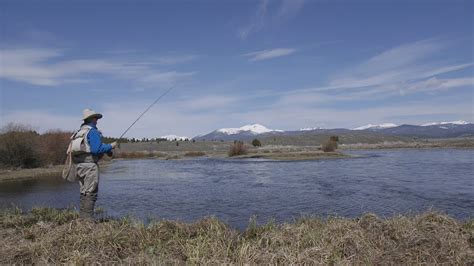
[1, 208, 472, 264]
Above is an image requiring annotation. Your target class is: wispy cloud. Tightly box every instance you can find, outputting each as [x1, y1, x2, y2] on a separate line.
[276, 0, 306, 20]
[402, 77, 474, 94]
[326, 39, 472, 92]
[238, 0, 269, 39]
[155, 55, 199, 65]
[0, 48, 196, 87]
[277, 39, 473, 98]
[237, 0, 306, 39]
[243, 48, 297, 61]
[2, 91, 471, 137]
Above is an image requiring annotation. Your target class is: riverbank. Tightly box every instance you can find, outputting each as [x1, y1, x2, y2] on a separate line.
[0, 165, 63, 182]
[0, 160, 111, 182]
[339, 137, 474, 149]
[0, 208, 472, 264]
[1, 138, 473, 181]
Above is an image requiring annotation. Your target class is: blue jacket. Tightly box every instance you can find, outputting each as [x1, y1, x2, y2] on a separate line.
[84, 123, 113, 155]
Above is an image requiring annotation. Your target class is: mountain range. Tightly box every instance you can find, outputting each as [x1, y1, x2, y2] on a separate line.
[193, 121, 474, 141]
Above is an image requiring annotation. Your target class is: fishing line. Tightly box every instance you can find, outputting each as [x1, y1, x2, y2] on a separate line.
[118, 86, 174, 141]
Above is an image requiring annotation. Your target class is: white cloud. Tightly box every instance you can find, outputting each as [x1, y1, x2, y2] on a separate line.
[243, 48, 297, 61]
[268, 39, 473, 101]
[0, 48, 195, 87]
[276, 0, 306, 20]
[0, 110, 78, 132]
[237, 0, 306, 39]
[402, 77, 474, 93]
[238, 0, 269, 39]
[2, 92, 472, 138]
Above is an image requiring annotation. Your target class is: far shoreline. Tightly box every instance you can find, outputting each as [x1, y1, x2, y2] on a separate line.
[1, 141, 473, 182]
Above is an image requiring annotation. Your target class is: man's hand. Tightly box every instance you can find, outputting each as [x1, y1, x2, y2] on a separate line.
[111, 141, 118, 149]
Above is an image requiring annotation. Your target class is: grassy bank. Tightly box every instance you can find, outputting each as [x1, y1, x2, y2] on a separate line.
[0, 165, 63, 181]
[0, 160, 112, 182]
[1, 208, 472, 264]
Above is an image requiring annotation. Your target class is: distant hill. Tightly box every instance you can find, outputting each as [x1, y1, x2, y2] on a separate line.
[379, 123, 474, 138]
[193, 121, 474, 141]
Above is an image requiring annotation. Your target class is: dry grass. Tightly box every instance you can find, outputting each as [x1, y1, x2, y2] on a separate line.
[37, 130, 71, 166]
[0, 208, 472, 264]
[183, 151, 207, 157]
[228, 141, 247, 157]
[114, 150, 168, 159]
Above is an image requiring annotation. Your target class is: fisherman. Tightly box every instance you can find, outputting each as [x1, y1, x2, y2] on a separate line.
[72, 109, 118, 219]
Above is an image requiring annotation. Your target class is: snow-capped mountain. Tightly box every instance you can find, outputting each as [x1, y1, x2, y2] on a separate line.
[352, 123, 398, 130]
[193, 121, 474, 141]
[194, 124, 284, 141]
[160, 135, 189, 141]
[421, 120, 470, 126]
[216, 124, 283, 135]
[300, 126, 324, 131]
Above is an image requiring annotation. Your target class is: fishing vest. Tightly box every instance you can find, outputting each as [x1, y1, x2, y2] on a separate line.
[68, 125, 100, 163]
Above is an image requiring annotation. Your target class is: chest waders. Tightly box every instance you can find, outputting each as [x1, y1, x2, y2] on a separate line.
[69, 125, 101, 219]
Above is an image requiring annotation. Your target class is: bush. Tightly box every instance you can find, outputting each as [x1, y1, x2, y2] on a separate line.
[252, 138, 262, 147]
[37, 130, 72, 166]
[228, 141, 247, 157]
[0, 124, 40, 168]
[0, 123, 72, 168]
[321, 135, 339, 152]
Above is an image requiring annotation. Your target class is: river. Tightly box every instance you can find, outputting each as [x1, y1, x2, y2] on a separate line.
[1, 149, 473, 229]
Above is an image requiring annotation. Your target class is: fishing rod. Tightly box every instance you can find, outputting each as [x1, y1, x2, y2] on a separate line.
[117, 86, 174, 142]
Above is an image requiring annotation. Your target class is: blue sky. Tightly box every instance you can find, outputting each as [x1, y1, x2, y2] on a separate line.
[1, 0, 473, 138]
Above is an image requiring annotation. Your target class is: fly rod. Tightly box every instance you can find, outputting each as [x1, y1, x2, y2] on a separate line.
[117, 86, 174, 142]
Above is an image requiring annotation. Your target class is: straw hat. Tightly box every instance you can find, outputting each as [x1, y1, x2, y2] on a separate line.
[82, 108, 103, 120]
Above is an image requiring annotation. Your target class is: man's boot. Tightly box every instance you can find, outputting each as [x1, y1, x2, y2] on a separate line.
[79, 193, 96, 219]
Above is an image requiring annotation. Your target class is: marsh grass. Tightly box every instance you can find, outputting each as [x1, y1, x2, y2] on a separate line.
[0, 208, 472, 264]
[183, 151, 207, 157]
[228, 141, 247, 157]
[114, 151, 168, 159]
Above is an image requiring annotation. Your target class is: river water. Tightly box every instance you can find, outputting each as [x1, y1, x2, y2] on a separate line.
[1, 149, 473, 229]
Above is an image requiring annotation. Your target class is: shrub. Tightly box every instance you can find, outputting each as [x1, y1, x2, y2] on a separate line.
[321, 135, 339, 152]
[37, 130, 72, 166]
[0, 123, 40, 168]
[252, 138, 262, 147]
[228, 141, 247, 157]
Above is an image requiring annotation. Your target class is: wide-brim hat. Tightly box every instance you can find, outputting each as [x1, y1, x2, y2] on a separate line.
[82, 108, 103, 121]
